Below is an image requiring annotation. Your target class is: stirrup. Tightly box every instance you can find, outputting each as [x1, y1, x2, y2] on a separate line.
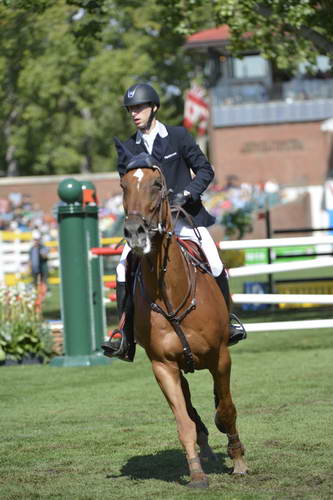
[228, 313, 247, 346]
[101, 328, 131, 361]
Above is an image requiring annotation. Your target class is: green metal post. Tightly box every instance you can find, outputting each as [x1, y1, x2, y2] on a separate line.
[50, 178, 109, 367]
[81, 181, 106, 351]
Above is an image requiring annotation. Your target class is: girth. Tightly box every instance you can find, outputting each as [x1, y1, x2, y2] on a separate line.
[136, 241, 200, 374]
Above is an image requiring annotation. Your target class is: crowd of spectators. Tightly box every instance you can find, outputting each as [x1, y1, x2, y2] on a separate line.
[0, 178, 282, 242]
[204, 175, 280, 219]
[0, 192, 58, 241]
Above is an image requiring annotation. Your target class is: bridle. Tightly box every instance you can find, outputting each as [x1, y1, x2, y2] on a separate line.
[125, 164, 198, 373]
[125, 165, 172, 237]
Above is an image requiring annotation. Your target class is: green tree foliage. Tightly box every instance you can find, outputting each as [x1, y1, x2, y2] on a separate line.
[161, 0, 333, 69]
[0, 0, 192, 176]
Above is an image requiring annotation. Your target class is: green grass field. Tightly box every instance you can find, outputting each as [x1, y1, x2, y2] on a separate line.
[1, 325, 332, 499]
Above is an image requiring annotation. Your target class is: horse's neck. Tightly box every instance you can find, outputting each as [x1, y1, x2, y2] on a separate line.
[140, 235, 188, 300]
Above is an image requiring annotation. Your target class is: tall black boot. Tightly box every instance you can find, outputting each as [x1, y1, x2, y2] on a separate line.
[115, 281, 127, 320]
[215, 269, 247, 346]
[101, 281, 136, 361]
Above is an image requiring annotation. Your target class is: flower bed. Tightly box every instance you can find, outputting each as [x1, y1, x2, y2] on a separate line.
[0, 285, 55, 365]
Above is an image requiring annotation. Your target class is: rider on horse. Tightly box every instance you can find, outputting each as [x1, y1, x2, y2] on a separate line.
[102, 83, 246, 361]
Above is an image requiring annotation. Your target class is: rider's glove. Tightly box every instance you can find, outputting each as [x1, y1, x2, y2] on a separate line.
[173, 190, 191, 206]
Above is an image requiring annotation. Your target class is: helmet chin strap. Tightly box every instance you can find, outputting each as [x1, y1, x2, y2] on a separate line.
[141, 105, 156, 133]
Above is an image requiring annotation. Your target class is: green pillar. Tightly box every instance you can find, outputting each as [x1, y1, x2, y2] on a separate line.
[81, 181, 106, 350]
[51, 178, 109, 367]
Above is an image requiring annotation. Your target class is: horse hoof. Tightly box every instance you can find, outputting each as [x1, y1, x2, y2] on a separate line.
[187, 478, 209, 489]
[232, 462, 249, 475]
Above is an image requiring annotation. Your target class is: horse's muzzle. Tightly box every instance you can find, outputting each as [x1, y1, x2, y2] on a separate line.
[124, 214, 152, 255]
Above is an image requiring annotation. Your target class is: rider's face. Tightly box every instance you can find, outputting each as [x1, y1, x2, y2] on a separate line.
[127, 103, 154, 130]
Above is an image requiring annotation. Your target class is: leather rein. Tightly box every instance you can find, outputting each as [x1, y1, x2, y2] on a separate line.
[127, 165, 198, 373]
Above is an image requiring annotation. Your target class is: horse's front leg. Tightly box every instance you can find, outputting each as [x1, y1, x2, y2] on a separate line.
[180, 373, 217, 463]
[152, 360, 209, 488]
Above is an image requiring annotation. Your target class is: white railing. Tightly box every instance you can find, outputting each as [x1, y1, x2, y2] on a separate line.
[0, 231, 59, 284]
[1, 231, 333, 333]
[228, 257, 333, 277]
[233, 293, 333, 304]
[244, 319, 333, 332]
[221, 235, 333, 332]
[219, 235, 333, 249]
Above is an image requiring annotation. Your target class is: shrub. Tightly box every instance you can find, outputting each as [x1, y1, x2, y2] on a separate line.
[221, 208, 253, 240]
[219, 249, 245, 269]
[0, 285, 55, 364]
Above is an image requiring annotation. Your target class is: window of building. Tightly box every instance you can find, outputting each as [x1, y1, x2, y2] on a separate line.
[298, 55, 331, 77]
[231, 55, 268, 79]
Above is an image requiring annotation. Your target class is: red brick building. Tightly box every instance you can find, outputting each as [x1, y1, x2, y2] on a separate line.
[0, 172, 120, 213]
[185, 27, 333, 188]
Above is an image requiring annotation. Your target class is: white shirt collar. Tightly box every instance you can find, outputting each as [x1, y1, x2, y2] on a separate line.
[135, 121, 168, 145]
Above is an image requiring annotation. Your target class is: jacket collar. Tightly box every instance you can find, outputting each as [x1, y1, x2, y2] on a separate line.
[135, 121, 168, 145]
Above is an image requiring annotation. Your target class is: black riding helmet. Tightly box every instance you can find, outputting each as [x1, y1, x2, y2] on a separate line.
[123, 83, 160, 109]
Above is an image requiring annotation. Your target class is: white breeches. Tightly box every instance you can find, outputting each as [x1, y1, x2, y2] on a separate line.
[116, 220, 223, 282]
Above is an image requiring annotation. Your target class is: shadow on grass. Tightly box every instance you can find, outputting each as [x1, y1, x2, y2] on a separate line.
[107, 449, 230, 484]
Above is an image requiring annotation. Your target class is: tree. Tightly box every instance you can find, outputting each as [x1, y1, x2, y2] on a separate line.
[160, 0, 333, 70]
[0, 0, 193, 176]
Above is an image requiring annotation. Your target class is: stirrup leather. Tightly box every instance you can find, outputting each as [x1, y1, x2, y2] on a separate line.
[228, 313, 247, 346]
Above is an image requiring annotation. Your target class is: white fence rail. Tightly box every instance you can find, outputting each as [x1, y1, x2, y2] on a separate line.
[222, 235, 333, 332]
[0, 231, 59, 283]
[1, 231, 333, 332]
[228, 257, 333, 277]
[218, 235, 333, 250]
[244, 319, 333, 332]
[233, 293, 333, 304]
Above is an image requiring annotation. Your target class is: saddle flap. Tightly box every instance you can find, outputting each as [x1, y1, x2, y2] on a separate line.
[176, 237, 211, 273]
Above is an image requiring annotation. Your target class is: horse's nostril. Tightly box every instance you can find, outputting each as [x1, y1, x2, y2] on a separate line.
[137, 225, 145, 235]
[124, 227, 131, 239]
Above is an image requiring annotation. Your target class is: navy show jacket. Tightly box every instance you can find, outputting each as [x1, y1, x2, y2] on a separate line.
[117, 125, 216, 227]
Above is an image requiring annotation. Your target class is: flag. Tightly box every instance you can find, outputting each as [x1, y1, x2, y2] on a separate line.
[183, 85, 209, 136]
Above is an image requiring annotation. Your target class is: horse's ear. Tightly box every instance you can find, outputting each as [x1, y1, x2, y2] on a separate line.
[114, 137, 134, 163]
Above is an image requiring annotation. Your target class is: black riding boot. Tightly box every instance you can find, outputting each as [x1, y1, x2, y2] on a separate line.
[101, 282, 136, 362]
[215, 269, 247, 346]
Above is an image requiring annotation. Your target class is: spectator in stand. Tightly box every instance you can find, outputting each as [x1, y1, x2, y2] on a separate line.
[221, 175, 241, 192]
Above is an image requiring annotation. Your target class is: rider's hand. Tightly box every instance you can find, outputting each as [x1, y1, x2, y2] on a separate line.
[173, 190, 191, 206]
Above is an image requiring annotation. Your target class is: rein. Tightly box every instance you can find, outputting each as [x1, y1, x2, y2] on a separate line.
[137, 229, 198, 373]
[126, 164, 200, 373]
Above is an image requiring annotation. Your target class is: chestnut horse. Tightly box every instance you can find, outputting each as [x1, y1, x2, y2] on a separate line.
[120, 153, 248, 488]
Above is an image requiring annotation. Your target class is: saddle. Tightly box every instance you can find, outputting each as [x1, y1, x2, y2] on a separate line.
[176, 238, 212, 275]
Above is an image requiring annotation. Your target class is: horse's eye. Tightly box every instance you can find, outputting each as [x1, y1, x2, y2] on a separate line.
[153, 180, 162, 190]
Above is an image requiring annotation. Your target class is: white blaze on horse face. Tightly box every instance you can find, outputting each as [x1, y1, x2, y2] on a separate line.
[133, 169, 144, 190]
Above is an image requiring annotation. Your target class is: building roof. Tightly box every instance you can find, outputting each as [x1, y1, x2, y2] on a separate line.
[185, 26, 230, 49]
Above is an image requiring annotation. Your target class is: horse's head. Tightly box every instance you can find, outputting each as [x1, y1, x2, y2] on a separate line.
[118, 145, 171, 256]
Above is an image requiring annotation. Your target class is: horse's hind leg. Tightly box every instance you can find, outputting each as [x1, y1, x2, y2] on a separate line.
[210, 347, 248, 474]
[180, 373, 217, 462]
[152, 361, 208, 488]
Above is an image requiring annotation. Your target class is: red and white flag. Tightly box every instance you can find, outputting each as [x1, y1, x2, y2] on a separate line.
[183, 85, 209, 136]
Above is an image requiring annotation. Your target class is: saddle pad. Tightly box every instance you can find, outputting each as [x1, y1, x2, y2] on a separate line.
[176, 237, 211, 271]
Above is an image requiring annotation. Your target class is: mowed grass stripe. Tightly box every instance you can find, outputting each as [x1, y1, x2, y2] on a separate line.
[0, 327, 332, 499]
